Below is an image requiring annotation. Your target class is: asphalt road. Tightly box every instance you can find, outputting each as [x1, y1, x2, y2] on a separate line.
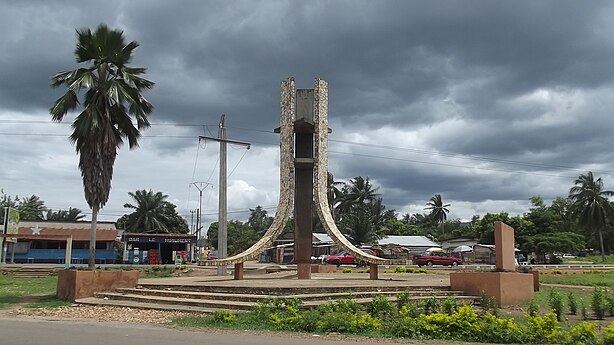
[0, 317, 413, 345]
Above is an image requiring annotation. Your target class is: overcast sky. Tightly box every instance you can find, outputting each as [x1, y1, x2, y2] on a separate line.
[1, 1, 614, 230]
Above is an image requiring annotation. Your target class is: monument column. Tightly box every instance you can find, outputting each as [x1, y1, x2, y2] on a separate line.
[294, 89, 315, 279]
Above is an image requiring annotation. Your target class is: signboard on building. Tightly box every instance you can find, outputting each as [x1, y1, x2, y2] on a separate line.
[5, 208, 19, 243]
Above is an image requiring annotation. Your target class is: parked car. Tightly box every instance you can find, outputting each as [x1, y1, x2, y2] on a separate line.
[412, 252, 462, 267]
[325, 248, 377, 266]
[206, 251, 218, 260]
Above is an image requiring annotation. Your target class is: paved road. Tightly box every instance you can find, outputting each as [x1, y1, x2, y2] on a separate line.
[0, 317, 412, 345]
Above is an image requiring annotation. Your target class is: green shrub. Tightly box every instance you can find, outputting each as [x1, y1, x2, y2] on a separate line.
[396, 291, 410, 309]
[479, 292, 499, 316]
[423, 296, 441, 315]
[604, 321, 614, 345]
[394, 266, 405, 273]
[317, 298, 362, 314]
[366, 294, 396, 320]
[386, 314, 422, 338]
[548, 289, 565, 321]
[342, 267, 352, 273]
[568, 291, 578, 315]
[478, 312, 526, 344]
[592, 287, 606, 319]
[399, 303, 422, 318]
[561, 321, 599, 345]
[526, 312, 560, 343]
[442, 296, 458, 315]
[607, 295, 614, 317]
[151, 265, 161, 271]
[210, 310, 236, 323]
[527, 298, 540, 317]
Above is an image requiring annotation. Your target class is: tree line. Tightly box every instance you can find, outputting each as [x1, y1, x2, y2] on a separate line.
[202, 171, 614, 263]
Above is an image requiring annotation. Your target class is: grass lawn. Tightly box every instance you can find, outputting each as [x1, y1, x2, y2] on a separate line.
[539, 270, 614, 287]
[0, 274, 71, 309]
[564, 255, 614, 264]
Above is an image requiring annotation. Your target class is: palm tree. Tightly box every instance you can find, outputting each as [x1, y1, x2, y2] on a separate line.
[338, 176, 379, 214]
[424, 194, 450, 233]
[123, 190, 172, 233]
[50, 24, 154, 269]
[46, 207, 85, 221]
[568, 172, 614, 262]
[326, 172, 345, 219]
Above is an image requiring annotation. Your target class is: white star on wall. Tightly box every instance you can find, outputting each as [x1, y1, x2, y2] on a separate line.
[30, 224, 41, 235]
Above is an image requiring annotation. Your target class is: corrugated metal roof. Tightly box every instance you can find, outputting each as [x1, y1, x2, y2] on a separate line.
[377, 235, 440, 247]
[16, 226, 118, 241]
[312, 233, 332, 243]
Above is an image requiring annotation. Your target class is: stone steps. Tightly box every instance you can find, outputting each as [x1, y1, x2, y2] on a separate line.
[10, 268, 56, 278]
[79, 286, 478, 313]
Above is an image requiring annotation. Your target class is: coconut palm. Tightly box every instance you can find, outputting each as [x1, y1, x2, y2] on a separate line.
[49, 24, 154, 269]
[424, 194, 450, 233]
[123, 190, 172, 233]
[46, 207, 85, 221]
[568, 172, 614, 262]
[326, 172, 346, 219]
[338, 176, 379, 214]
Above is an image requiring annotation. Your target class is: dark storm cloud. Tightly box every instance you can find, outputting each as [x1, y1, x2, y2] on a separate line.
[2, 1, 614, 220]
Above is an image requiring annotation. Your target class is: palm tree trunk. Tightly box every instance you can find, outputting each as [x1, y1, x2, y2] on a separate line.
[441, 221, 444, 234]
[89, 206, 98, 270]
[599, 228, 606, 263]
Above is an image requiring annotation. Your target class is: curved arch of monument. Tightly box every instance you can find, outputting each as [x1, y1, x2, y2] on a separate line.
[312, 78, 401, 266]
[202, 78, 296, 266]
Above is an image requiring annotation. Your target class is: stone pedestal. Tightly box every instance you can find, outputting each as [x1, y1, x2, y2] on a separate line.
[234, 263, 244, 280]
[297, 263, 312, 279]
[450, 271, 534, 306]
[57, 269, 140, 301]
[369, 263, 379, 280]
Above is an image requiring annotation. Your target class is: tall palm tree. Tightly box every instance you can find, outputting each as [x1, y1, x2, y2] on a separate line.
[326, 172, 345, 219]
[50, 24, 154, 269]
[46, 207, 85, 221]
[424, 194, 450, 233]
[568, 172, 614, 262]
[123, 190, 172, 233]
[338, 176, 379, 214]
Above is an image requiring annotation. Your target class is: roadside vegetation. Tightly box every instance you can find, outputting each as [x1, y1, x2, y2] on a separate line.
[0, 274, 70, 309]
[172, 292, 614, 344]
[539, 270, 614, 287]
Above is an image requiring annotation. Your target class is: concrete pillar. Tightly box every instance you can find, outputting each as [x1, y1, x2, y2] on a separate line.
[234, 262, 244, 280]
[494, 221, 516, 271]
[369, 263, 379, 280]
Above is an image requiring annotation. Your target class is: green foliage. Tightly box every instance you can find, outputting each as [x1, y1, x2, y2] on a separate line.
[46, 207, 85, 221]
[211, 310, 236, 323]
[607, 295, 614, 317]
[479, 291, 499, 316]
[568, 291, 578, 315]
[119, 189, 188, 233]
[527, 298, 540, 317]
[0, 275, 63, 309]
[604, 321, 614, 345]
[423, 296, 441, 315]
[540, 270, 614, 287]
[527, 312, 560, 343]
[561, 321, 599, 345]
[207, 220, 259, 255]
[366, 295, 396, 320]
[442, 296, 458, 315]
[342, 268, 352, 273]
[592, 287, 606, 319]
[548, 289, 565, 321]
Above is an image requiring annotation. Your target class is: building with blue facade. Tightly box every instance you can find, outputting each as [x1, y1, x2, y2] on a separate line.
[9, 220, 119, 264]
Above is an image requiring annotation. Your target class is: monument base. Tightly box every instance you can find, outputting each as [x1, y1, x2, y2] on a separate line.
[310, 264, 336, 273]
[297, 263, 312, 279]
[57, 269, 140, 301]
[450, 271, 534, 306]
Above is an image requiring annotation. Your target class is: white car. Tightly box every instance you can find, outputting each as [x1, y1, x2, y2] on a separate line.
[562, 253, 576, 259]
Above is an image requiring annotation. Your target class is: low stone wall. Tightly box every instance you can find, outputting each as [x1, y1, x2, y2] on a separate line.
[450, 271, 534, 306]
[311, 264, 336, 273]
[57, 269, 140, 301]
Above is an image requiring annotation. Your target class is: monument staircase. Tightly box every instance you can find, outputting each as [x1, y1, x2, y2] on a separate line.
[77, 280, 479, 313]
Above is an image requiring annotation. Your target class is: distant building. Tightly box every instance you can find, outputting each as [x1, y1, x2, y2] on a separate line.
[8, 220, 119, 264]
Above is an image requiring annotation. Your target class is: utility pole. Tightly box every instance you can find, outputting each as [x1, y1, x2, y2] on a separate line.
[190, 182, 211, 261]
[199, 114, 250, 276]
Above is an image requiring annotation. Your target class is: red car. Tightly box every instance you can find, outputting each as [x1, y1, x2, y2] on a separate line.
[412, 253, 462, 267]
[325, 248, 377, 266]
